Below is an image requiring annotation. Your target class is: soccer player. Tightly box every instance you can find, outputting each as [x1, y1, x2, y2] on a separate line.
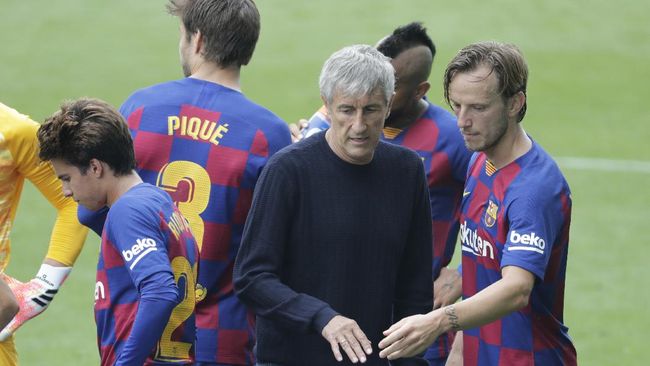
[297, 22, 471, 365]
[37, 98, 199, 365]
[0, 102, 88, 365]
[78, 0, 292, 364]
[378, 41, 577, 365]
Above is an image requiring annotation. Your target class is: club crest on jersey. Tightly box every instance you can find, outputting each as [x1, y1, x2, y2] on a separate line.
[484, 200, 498, 227]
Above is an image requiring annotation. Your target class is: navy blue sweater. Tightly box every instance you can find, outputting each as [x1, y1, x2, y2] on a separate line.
[234, 132, 432, 365]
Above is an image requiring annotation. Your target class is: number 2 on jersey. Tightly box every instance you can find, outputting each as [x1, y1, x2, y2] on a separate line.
[155, 256, 198, 361]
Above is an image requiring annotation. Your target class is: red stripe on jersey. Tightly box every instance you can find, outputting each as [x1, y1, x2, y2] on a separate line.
[133, 131, 174, 172]
[205, 145, 249, 187]
[232, 188, 253, 225]
[250, 130, 269, 157]
[402, 117, 439, 151]
[492, 162, 521, 203]
[180, 105, 222, 125]
[480, 317, 502, 346]
[127, 107, 144, 130]
[200, 222, 231, 261]
[498, 347, 533, 366]
[428, 151, 454, 187]
[463, 334, 480, 366]
[216, 329, 250, 364]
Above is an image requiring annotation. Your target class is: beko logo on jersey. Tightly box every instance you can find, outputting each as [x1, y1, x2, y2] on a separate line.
[460, 221, 495, 259]
[122, 238, 158, 269]
[508, 231, 546, 254]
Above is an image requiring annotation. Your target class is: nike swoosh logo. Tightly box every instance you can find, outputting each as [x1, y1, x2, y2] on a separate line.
[463, 191, 471, 197]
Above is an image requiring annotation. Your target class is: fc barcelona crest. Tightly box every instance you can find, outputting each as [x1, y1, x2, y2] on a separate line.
[484, 200, 498, 227]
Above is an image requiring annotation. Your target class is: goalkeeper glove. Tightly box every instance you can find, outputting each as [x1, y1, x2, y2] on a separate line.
[0, 264, 71, 341]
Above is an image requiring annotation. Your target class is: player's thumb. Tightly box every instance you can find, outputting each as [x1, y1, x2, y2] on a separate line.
[0, 322, 16, 342]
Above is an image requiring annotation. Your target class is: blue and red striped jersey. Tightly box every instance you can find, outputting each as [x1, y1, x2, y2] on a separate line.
[120, 77, 292, 364]
[459, 141, 577, 365]
[96, 183, 198, 365]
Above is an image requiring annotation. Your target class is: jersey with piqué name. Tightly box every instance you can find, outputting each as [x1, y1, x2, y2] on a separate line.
[460, 141, 577, 365]
[121, 78, 291, 364]
[96, 183, 198, 366]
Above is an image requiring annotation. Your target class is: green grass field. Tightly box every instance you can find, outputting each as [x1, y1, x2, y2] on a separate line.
[2, 0, 649, 364]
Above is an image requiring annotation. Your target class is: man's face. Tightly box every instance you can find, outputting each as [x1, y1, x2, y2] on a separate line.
[448, 64, 510, 153]
[51, 159, 105, 211]
[324, 88, 392, 165]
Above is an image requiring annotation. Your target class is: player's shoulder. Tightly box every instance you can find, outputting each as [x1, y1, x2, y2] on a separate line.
[423, 101, 456, 127]
[508, 142, 570, 200]
[109, 183, 169, 220]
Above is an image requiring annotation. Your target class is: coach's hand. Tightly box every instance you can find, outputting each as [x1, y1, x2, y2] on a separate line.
[0, 264, 71, 341]
[322, 315, 372, 363]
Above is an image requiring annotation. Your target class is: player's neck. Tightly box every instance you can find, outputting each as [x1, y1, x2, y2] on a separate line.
[190, 63, 242, 92]
[485, 124, 532, 169]
[106, 171, 144, 207]
[384, 99, 428, 129]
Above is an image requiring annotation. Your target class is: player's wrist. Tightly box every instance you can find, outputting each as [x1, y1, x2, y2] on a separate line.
[35, 264, 71, 289]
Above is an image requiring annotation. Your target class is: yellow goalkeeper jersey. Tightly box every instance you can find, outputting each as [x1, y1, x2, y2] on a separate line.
[0, 102, 87, 270]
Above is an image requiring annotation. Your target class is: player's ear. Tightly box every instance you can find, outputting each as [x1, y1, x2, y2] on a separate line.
[88, 159, 103, 178]
[194, 30, 204, 55]
[414, 81, 430, 101]
[508, 91, 526, 119]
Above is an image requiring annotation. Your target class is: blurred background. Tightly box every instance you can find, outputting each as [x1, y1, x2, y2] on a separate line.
[1, 0, 648, 364]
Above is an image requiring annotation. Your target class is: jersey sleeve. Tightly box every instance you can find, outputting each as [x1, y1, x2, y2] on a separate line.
[500, 185, 566, 280]
[77, 205, 108, 237]
[106, 200, 172, 287]
[301, 106, 331, 139]
[10, 120, 87, 266]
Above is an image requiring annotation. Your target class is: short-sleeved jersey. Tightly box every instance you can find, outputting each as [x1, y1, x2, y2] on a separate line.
[95, 183, 198, 365]
[304, 101, 471, 277]
[459, 141, 577, 365]
[0, 103, 86, 270]
[120, 78, 292, 364]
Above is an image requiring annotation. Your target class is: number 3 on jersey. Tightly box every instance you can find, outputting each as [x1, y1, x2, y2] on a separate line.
[157, 161, 210, 252]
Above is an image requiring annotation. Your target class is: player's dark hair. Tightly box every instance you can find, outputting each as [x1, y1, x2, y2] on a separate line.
[37, 98, 136, 176]
[376, 22, 436, 60]
[167, 0, 260, 68]
[444, 41, 528, 122]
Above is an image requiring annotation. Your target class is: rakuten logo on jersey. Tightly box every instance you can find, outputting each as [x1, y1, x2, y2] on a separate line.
[122, 238, 158, 270]
[508, 231, 546, 254]
[460, 221, 495, 259]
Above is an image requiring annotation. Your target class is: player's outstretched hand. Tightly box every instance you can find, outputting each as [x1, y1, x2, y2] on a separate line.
[0, 264, 71, 341]
[378, 312, 440, 360]
[289, 119, 308, 143]
[321, 315, 373, 363]
[433, 267, 462, 309]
